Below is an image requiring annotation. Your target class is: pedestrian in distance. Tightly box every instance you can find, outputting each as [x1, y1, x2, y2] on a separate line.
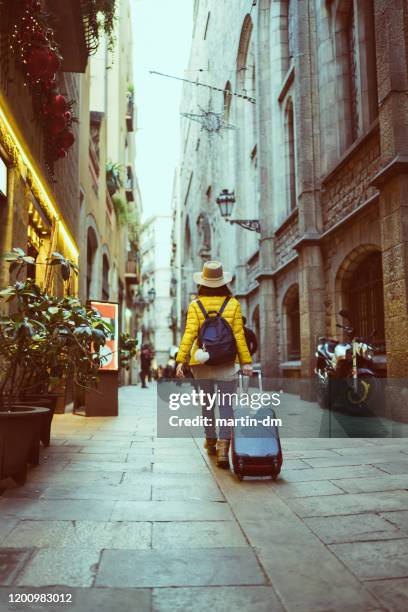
[176, 261, 252, 468]
[242, 316, 258, 356]
[140, 344, 153, 388]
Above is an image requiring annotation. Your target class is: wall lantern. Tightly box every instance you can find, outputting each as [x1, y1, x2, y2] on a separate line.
[216, 188, 261, 233]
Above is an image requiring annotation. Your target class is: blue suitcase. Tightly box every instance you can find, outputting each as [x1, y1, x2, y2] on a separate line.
[231, 370, 283, 480]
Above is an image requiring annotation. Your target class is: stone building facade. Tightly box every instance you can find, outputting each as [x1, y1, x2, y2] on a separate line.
[174, 0, 408, 383]
[77, 0, 141, 341]
[139, 214, 174, 367]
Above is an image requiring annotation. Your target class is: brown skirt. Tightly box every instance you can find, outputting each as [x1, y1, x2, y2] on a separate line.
[190, 362, 237, 381]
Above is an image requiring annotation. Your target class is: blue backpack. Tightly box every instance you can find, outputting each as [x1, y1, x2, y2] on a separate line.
[196, 297, 237, 365]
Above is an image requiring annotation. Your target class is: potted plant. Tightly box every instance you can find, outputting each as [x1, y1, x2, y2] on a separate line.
[112, 194, 128, 226]
[119, 332, 138, 371]
[106, 161, 124, 197]
[0, 248, 111, 485]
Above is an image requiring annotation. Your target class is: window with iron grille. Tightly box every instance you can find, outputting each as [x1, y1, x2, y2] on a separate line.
[347, 251, 386, 352]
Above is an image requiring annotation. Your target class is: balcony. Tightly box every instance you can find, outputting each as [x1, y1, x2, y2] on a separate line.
[126, 96, 134, 132]
[125, 251, 140, 288]
[45, 0, 88, 72]
[126, 165, 134, 202]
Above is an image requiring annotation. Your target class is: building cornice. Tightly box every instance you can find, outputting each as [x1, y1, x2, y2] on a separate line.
[292, 232, 321, 251]
[370, 155, 408, 187]
[255, 255, 299, 283]
[235, 282, 259, 298]
[320, 192, 379, 239]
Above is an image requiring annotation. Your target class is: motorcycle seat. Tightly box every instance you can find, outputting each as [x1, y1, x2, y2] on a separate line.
[323, 340, 338, 356]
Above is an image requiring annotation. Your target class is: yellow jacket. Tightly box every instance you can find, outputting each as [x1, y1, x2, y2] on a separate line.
[177, 296, 252, 366]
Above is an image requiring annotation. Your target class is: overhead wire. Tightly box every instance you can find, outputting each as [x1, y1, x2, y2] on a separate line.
[150, 0, 258, 107]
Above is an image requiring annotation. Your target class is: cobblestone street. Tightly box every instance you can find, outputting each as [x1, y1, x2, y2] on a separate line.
[1, 384, 408, 611]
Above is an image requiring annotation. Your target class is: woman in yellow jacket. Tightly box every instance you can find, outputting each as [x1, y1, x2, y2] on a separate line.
[176, 261, 252, 467]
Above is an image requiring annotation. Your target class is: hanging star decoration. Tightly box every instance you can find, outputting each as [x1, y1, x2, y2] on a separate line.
[181, 103, 236, 136]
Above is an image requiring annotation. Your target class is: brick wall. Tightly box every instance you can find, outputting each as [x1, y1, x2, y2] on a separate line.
[320, 126, 381, 232]
[274, 217, 300, 268]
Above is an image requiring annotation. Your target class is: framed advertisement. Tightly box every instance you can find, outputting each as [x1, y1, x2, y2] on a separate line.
[90, 300, 119, 372]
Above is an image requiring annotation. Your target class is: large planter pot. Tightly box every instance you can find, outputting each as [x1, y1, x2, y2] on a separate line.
[20, 394, 58, 446]
[0, 406, 49, 486]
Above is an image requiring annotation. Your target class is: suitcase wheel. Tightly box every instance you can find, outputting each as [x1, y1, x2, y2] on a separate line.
[271, 469, 281, 480]
[236, 472, 244, 481]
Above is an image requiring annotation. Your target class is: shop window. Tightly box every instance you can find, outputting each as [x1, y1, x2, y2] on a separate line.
[26, 243, 38, 281]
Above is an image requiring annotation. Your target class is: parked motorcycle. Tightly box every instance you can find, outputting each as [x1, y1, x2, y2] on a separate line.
[314, 310, 380, 411]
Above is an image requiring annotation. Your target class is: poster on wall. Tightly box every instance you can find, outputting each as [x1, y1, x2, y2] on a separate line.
[90, 301, 119, 372]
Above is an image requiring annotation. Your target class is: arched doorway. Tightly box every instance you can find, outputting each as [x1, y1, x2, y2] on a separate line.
[342, 250, 386, 353]
[283, 284, 300, 361]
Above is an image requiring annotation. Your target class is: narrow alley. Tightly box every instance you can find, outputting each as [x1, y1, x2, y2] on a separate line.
[1, 385, 408, 611]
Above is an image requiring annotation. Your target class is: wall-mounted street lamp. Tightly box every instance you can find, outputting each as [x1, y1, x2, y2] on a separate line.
[216, 189, 261, 233]
[148, 287, 156, 303]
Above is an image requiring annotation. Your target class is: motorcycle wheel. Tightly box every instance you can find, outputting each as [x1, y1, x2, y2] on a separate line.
[345, 375, 379, 412]
[315, 371, 331, 409]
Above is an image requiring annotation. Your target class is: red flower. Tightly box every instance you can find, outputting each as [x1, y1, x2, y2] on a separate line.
[50, 94, 68, 116]
[48, 115, 67, 136]
[58, 130, 75, 150]
[26, 48, 48, 78]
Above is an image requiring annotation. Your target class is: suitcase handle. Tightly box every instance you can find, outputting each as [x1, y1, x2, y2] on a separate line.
[238, 369, 262, 392]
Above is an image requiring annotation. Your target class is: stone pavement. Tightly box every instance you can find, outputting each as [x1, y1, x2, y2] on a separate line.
[0, 384, 407, 611]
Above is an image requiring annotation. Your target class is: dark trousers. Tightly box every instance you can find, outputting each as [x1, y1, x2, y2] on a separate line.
[199, 379, 236, 440]
[140, 369, 149, 387]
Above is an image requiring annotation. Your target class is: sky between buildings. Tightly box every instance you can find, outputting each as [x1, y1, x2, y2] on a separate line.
[132, 0, 193, 220]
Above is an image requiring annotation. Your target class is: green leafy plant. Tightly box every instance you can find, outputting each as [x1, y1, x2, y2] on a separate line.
[127, 83, 135, 109]
[127, 202, 141, 245]
[0, 249, 112, 410]
[106, 161, 124, 196]
[82, 0, 117, 52]
[112, 194, 129, 226]
[119, 332, 138, 370]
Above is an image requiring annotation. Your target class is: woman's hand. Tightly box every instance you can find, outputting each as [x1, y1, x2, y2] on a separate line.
[242, 364, 253, 377]
[176, 363, 185, 379]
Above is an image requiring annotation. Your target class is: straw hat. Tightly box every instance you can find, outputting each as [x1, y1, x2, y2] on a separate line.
[193, 261, 232, 288]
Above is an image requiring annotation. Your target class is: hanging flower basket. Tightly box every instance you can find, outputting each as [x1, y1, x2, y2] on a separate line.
[80, 0, 117, 53]
[8, 0, 78, 170]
